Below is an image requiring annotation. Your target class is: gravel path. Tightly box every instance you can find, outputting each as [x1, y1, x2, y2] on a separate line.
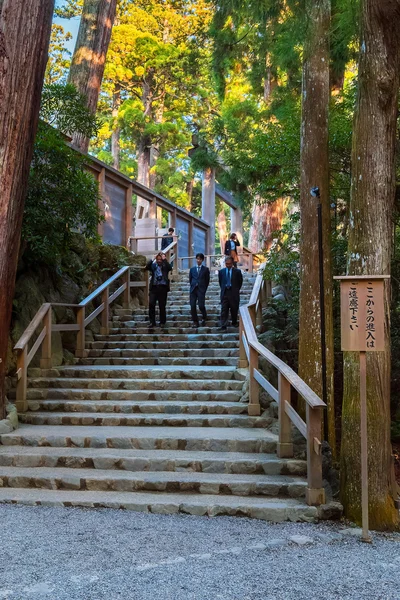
[0, 505, 399, 600]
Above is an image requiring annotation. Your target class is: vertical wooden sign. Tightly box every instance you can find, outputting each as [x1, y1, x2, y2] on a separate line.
[335, 275, 389, 543]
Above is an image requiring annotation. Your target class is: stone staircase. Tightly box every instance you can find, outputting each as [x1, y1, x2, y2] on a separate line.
[0, 271, 318, 522]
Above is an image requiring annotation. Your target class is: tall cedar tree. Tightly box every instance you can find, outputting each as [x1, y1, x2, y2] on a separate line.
[0, 0, 54, 419]
[298, 0, 336, 450]
[68, 0, 117, 152]
[341, 0, 400, 529]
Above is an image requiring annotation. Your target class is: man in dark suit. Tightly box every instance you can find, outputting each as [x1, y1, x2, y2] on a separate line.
[218, 255, 243, 330]
[146, 252, 172, 328]
[189, 253, 210, 327]
[161, 227, 175, 251]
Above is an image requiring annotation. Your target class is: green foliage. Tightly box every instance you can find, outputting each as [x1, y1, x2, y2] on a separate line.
[40, 84, 99, 138]
[45, 24, 72, 85]
[22, 85, 102, 265]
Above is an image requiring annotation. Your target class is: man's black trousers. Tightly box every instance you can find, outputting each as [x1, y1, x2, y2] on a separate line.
[220, 289, 239, 327]
[149, 286, 168, 325]
[190, 288, 207, 323]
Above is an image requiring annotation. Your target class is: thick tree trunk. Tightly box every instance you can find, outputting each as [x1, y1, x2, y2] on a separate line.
[248, 199, 288, 253]
[68, 0, 117, 152]
[298, 0, 336, 450]
[0, 0, 54, 418]
[340, 0, 400, 530]
[111, 84, 120, 170]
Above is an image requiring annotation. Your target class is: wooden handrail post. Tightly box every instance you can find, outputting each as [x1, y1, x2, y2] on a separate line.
[101, 286, 109, 335]
[256, 300, 263, 330]
[239, 319, 248, 368]
[76, 306, 86, 358]
[277, 373, 294, 458]
[15, 347, 28, 413]
[248, 346, 260, 416]
[249, 253, 253, 273]
[249, 304, 256, 330]
[40, 307, 52, 368]
[305, 405, 325, 506]
[123, 269, 130, 308]
[173, 243, 178, 277]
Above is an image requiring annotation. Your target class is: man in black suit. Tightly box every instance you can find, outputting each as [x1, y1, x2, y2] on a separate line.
[161, 227, 175, 251]
[218, 255, 243, 330]
[146, 252, 172, 328]
[189, 253, 210, 327]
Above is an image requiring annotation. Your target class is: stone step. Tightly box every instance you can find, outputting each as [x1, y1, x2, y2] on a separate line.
[27, 399, 248, 415]
[20, 389, 243, 402]
[19, 411, 271, 428]
[86, 349, 239, 358]
[0, 466, 307, 498]
[51, 365, 245, 381]
[93, 333, 239, 342]
[128, 307, 223, 315]
[0, 488, 317, 522]
[0, 446, 306, 476]
[76, 357, 239, 367]
[1, 425, 278, 453]
[108, 326, 239, 334]
[109, 320, 230, 328]
[24, 378, 244, 392]
[87, 341, 240, 350]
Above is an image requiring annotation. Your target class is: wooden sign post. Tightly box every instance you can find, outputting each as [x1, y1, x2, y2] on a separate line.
[334, 275, 389, 543]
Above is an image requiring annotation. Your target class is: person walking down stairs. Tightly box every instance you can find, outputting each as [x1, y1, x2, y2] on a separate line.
[219, 255, 243, 331]
[146, 252, 172, 328]
[189, 253, 210, 328]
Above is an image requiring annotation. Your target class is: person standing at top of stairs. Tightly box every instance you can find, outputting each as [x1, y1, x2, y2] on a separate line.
[146, 253, 172, 328]
[218, 255, 243, 331]
[224, 232, 240, 267]
[189, 253, 210, 328]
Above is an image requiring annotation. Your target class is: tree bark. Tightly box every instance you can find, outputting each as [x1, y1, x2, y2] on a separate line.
[68, 0, 117, 152]
[340, 0, 400, 530]
[0, 0, 54, 418]
[248, 198, 288, 253]
[298, 0, 336, 451]
[111, 84, 120, 170]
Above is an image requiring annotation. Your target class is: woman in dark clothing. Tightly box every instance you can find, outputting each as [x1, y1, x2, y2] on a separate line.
[224, 232, 240, 267]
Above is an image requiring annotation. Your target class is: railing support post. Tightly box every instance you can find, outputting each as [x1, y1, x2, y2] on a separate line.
[15, 347, 28, 413]
[305, 405, 325, 506]
[248, 345, 260, 416]
[277, 373, 294, 458]
[239, 319, 248, 368]
[76, 306, 86, 358]
[123, 269, 130, 308]
[40, 307, 52, 369]
[101, 287, 110, 335]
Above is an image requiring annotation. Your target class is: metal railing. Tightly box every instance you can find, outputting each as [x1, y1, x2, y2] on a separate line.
[13, 266, 148, 413]
[239, 266, 326, 506]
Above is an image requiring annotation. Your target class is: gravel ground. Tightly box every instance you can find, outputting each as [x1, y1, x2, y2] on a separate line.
[0, 505, 399, 600]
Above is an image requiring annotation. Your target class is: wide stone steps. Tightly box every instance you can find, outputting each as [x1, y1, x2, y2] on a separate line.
[1, 273, 318, 523]
[108, 326, 239, 334]
[93, 333, 239, 342]
[19, 412, 271, 428]
[86, 348, 239, 358]
[0, 466, 307, 498]
[0, 488, 317, 522]
[49, 365, 245, 381]
[26, 399, 248, 415]
[77, 357, 239, 367]
[0, 447, 306, 476]
[1, 425, 278, 453]
[22, 378, 244, 392]
[87, 340, 240, 350]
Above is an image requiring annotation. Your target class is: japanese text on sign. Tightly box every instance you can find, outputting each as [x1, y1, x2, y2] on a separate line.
[339, 278, 385, 352]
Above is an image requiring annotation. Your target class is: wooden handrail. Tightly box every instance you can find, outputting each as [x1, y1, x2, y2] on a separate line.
[240, 264, 326, 506]
[14, 304, 51, 351]
[13, 264, 149, 414]
[79, 266, 129, 307]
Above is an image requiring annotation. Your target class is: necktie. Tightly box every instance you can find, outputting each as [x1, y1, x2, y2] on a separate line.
[227, 268, 231, 288]
[197, 266, 200, 275]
